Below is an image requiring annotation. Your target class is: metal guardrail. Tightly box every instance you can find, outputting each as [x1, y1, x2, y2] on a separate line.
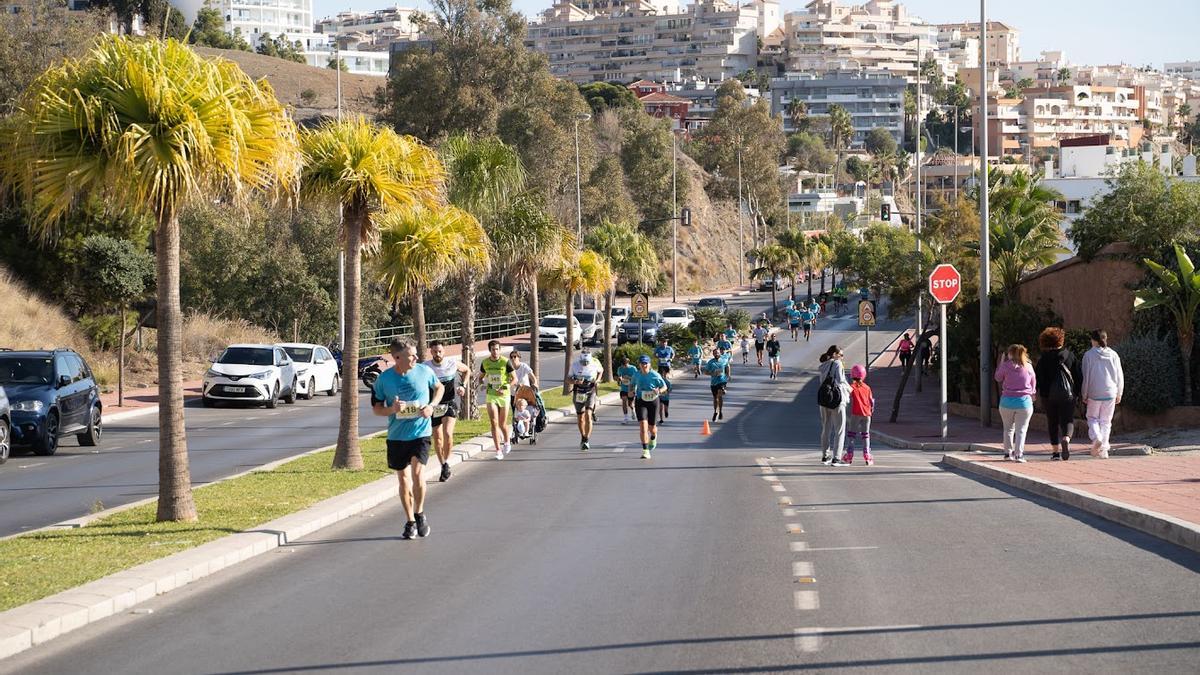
[360, 309, 558, 353]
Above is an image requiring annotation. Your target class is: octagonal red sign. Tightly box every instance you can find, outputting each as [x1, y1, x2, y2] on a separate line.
[928, 264, 962, 304]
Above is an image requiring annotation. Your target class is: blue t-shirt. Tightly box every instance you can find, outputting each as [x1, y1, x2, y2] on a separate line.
[687, 345, 703, 362]
[724, 328, 737, 340]
[717, 339, 732, 352]
[788, 308, 801, 323]
[631, 369, 666, 396]
[808, 302, 820, 314]
[372, 364, 440, 442]
[654, 345, 675, 367]
[784, 299, 795, 309]
[705, 357, 729, 385]
[617, 364, 639, 392]
[661, 379, 673, 401]
[801, 310, 815, 323]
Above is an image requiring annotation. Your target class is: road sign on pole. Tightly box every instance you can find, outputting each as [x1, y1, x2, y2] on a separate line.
[630, 293, 649, 320]
[858, 299, 876, 372]
[928, 264, 960, 438]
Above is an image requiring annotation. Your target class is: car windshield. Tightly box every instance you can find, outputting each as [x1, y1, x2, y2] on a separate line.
[698, 299, 722, 307]
[573, 312, 597, 323]
[542, 317, 568, 328]
[0, 356, 53, 385]
[283, 347, 314, 362]
[662, 309, 688, 318]
[218, 347, 274, 366]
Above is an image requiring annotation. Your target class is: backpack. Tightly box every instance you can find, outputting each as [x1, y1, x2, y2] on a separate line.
[818, 373, 842, 409]
[1048, 359, 1075, 402]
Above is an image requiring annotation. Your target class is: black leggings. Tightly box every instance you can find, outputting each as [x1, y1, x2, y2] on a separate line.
[1044, 398, 1076, 445]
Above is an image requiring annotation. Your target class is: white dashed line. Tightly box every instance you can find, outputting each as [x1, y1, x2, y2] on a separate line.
[778, 497, 793, 505]
[803, 546, 881, 552]
[791, 541, 808, 552]
[794, 590, 820, 610]
[20, 462, 45, 469]
[787, 523, 804, 534]
[794, 628, 823, 652]
[792, 561, 814, 577]
[798, 509, 851, 513]
[782, 508, 796, 517]
[771, 484, 786, 492]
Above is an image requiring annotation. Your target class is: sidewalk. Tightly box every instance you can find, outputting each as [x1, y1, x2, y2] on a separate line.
[866, 331, 1200, 554]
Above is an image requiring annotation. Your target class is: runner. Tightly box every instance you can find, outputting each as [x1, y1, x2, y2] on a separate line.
[766, 331, 782, 379]
[688, 338, 704, 378]
[653, 335, 675, 377]
[372, 339, 443, 540]
[704, 346, 732, 421]
[478, 339, 516, 459]
[788, 304, 803, 341]
[423, 340, 470, 482]
[753, 321, 769, 366]
[568, 350, 603, 451]
[616, 355, 638, 424]
[631, 355, 668, 459]
[659, 375, 673, 420]
[808, 298, 821, 328]
[723, 323, 738, 344]
[739, 333, 750, 364]
[801, 305, 816, 342]
[716, 331, 733, 355]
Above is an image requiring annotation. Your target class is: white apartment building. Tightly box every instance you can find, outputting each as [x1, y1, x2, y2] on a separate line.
[1166, 61, 1200, 80]
[176, 0, 326, 52]
[1075, 63, 1200, 133]
[935, 20, 1019, 69]
[1004, 50, 1072, 87]
[526, 0, 770, 84]
[312, 6, 425, 76]
[936, 25, 978, 72]
[771, 70, 906, 147]
[976, 85, 1145, 159]
[780, 0, 936, 83]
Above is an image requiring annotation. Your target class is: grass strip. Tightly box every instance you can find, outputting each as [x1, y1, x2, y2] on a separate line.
[0, 382, 618, 612]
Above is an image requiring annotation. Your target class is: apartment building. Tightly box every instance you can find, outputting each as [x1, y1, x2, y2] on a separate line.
[312, 6, 425, 76]
[1004, 50, 1072, 87]
[936, 25, 978, 72]
[176, 0, 326, 52]
[935, 20, 1019, 69]
[1075, 63, 1200, 133]
[526, 0, 770, 84]
[974, 84, 1145, 159]
[1166, 61, 1200, 80]
[771, 70, 905, 147]
[779, 0, 936, 83]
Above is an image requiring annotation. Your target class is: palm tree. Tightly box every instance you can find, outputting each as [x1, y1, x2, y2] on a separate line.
[585, 220, 659, 380]
[787, 98, 809, 133]
[828, 104, 854, 186]
[377, 204, 488, 361]
[490, 192, 569, 379]
[2, 37, 297, 522]
[968, 170, 1065, 301]
[776, 228, 809, 304]
[750, 244, 797, 315]
[300, 117, 444, 470]
[1135, 243, 1200, 405]
[543, 247, 614, 393]
[441, 135, 525, 415]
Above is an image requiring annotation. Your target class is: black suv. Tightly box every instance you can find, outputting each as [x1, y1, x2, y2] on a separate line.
[0, 349, 102, 456]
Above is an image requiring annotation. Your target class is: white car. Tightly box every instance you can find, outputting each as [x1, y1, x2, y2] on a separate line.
[203, 344, 298, 408]
[278, 343, 341, 400]
[609, 306, 629, 327]
[573, 310, 617, 345]
[537, 315, 583, 351]
[659, 306, 693, 328]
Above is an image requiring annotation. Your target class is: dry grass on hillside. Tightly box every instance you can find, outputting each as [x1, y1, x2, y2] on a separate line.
[0, 267, 86, 352]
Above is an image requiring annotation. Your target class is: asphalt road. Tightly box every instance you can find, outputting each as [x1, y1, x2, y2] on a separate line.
[8, 295, 1196, 674]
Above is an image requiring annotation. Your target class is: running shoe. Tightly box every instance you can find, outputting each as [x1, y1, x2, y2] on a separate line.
[495, 449, 504, 460]
[1050, 453, 1061, 461]
[1003, 454, 1013, 461]
[415, 513, 430, 537]
[439, 462, 452, 482]
[503, 441, 512, 456]
[821, 458, 832, 466]
[641, 449, 651, 459]
[581, 439, 590, 452]
[1062, 447, 1070, 461]
[1015, 457, 1028, 463]
[712, 412, 718, 422]
[831, 458, 848, 466]
[864, 457, 874, 466]
[649, 439, 657, 451]
[401, 521, 417, 540]
[718, 411, 723, 420]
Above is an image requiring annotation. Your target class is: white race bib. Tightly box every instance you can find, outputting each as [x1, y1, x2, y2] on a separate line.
[619, 376, 631, 385]
[487, 373, 504, 387]
[432, 404, 449, 417]
[394, 401, 421, 419]
[574, 392, 591, 404]
[640, 390, 659, 402]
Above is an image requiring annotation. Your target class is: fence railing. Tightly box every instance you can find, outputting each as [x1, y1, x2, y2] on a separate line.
[360, 309, 558, 353]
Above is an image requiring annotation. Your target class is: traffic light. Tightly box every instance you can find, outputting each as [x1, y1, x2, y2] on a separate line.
[880, 203, 891, 222]
[681, 207, 691, 226]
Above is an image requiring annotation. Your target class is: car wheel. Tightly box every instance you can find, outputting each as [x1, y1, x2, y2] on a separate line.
[34, 410, 59, 456]
[0, 418, 9, 465]
[284, 378, 297, 404]
[265, 383, 279, 409]
[328, 375, 340, 396]
[303, 377, 315, 400]
[77, 405, 102, 446]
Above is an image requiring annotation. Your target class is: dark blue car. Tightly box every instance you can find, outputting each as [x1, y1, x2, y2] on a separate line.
[0, 349, 102, 456]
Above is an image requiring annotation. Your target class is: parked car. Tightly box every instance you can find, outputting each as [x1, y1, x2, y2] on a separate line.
[695, 297, 728, 313]
[278, 343, 341, 399]
[538, 315, 583, 351]
[0, 349, 102, 456]
[203, 344, 298, 408]
[0, 385, 10, 465]
[609, 306, 629, 327]
[618, 311, 662, 344]
[756, 277, 790, 292]
[659, 306, 693, 328]
[574, 310, 618, 345]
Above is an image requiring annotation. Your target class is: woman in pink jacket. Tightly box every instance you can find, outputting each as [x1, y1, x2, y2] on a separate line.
[994, 344, 1037, 462]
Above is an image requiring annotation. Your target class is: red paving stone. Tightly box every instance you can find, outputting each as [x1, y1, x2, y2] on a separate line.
[868, 329, 1200, 529]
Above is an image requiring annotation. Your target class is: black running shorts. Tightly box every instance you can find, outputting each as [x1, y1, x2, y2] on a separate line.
[387, 437, 430, 469]
[431, 400, 459, 427]
[634, 398, 658, 426]
[710, 382, 727, 397]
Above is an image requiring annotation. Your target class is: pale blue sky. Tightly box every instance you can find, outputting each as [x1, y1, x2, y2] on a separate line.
[312, 0, 1199, 68]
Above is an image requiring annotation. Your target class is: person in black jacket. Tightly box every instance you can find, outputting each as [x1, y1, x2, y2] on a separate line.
[1035, 327, 1083, 460]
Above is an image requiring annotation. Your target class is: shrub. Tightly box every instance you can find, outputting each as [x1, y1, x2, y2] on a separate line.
[613, 342, 652, 365]
[690, 307, 725, 339]
[181, 313, 279, 363]
[78, 314, 122, 352]
[1064, 329, 1091, 361]
[725, 308, 751, 332]
[299, 88, 317, 104]
[992, 301, 1058, 357]
[1115, 336, 1182, 414]
[656, 324, 696, 358]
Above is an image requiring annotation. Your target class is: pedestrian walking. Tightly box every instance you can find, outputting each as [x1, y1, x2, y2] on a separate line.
[372, 338, 443, 540]
[842, 364, 874, 466]
[898, 333, 914, 370]
[817, 345, 850, 466]
[995, 344, 1037, 462]
[1081, 329, 1124, 459]
[916, 334, 932, 375]
[1035, 328, 1082, 461]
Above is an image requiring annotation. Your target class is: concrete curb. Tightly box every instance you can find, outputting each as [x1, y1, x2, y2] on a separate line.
[0, 388, 625, 661]
[941, 452, 1200, 555]
[872, 429, 1151, 456]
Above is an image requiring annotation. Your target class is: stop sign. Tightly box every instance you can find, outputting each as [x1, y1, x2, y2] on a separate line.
[928, 264, 962, 304]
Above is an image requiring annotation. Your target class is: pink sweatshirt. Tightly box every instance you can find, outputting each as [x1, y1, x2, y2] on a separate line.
[994, 359, 1037, 398]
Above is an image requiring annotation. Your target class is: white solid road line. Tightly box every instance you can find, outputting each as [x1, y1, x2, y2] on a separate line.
[797, 509, 851, 513]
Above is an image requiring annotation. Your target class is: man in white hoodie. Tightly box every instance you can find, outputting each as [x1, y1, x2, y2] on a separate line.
[1081, 329, 1124, 458]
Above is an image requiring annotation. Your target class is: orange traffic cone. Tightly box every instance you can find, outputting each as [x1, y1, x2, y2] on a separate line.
[701, 420, 712, 436]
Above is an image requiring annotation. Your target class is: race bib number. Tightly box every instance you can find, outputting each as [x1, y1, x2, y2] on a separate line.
[620, 376, 631, 385]
[574, 392, 591, 404]
[394, 401, 421, 419]
[487, 374, 504, 388]
[432, 404, 449, 417]
[640, 390, 659, 402]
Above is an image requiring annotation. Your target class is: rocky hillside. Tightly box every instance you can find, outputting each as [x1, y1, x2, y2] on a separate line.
[672, 152, 746, 293]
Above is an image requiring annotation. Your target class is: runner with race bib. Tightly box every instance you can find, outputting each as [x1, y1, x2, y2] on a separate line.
[631, 355, 668, 459]
[568, 350, 603, 451]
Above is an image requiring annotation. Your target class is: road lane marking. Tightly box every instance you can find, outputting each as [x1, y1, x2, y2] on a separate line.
[803, 546, 880, 552]
[221, 421, 235, 426]
[794, 590, 819, 610]
[794, 628, 822, 652]
[798, 509, 851, 513]
[792, 561, 814, 577]
[20, 462, 45, 469]
[782, 508, 796, 517]
[791, 541, 808, 551]
[787, 523, 804, 534]
[779, 497, 793, 505]
[772, 484, 786, 492]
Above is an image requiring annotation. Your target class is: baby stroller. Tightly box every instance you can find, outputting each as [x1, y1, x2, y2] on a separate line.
[511, 385, 547, 445]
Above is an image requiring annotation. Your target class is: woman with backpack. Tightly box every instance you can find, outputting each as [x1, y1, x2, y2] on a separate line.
[817, 345, 851, 466]
[994, 344, 1037, 462]
[1035, 328, 1082, 461]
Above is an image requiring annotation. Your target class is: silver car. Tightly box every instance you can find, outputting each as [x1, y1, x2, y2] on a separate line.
[0, 385, 9, 465]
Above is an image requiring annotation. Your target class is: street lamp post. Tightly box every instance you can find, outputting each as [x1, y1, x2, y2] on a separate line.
[737, 147, 745, 286]
[672, 131, 678, 303]
[336, 39, 345, 351]
[915, 35, 924, 336]
[979, 0, 993, 427]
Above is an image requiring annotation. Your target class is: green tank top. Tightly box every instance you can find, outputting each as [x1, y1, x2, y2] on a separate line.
[480, 357, 511, 394]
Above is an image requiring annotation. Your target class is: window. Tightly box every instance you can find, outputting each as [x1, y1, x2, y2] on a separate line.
[54, 354, 80, 384]
[276, 349, 289, 365]
[70, 354, 90, 381]
[1066, 200, 1081, 214]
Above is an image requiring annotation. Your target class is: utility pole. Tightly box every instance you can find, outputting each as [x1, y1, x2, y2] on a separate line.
[979, 0, 993, 427]
[915, 34, 924, 336]
[672, 131, 678, 303]
[336, 39, 345, 351]
[737, 147, 745, 286]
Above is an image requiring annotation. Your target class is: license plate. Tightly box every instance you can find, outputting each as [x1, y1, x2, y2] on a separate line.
[226, 386, 245, 393]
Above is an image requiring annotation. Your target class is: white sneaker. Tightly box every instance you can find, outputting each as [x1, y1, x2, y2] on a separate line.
[503, 442, 512, 456]
[1015, 457, 1027, 463]
[1003, 454, 1013, 461]
[1099, 446, 1110, 459]
[495, 450, 504, 460]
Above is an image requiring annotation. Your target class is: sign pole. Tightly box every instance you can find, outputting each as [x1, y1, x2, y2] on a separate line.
[928, 263, 961, 438]
[865, 326, 870, 373]
[940, 303, 948, 438]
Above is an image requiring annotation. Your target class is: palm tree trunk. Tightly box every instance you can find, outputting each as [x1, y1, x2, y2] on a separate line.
[807, 267, 814, 301]
[333, 210, 364, 470]
[460, 274, 478, 420]
[602, 288, 614, 383]
[562, 289, 575, 395]
[770, 281, 778, 319]
[412, 290, 427, 361]
[1181, 330, 1194, 406]
[118, 307, 126, 407]
[528, 277, 540, 379]
[820, 269, 827, 295]
[154, 211, 197, 522]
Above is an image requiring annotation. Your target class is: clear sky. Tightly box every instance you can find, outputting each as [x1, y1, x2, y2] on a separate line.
[312, 0, 1199, 69]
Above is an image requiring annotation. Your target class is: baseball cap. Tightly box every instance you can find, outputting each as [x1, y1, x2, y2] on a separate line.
[578, 351, 592, 363]
[637, 355, 651, 365]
